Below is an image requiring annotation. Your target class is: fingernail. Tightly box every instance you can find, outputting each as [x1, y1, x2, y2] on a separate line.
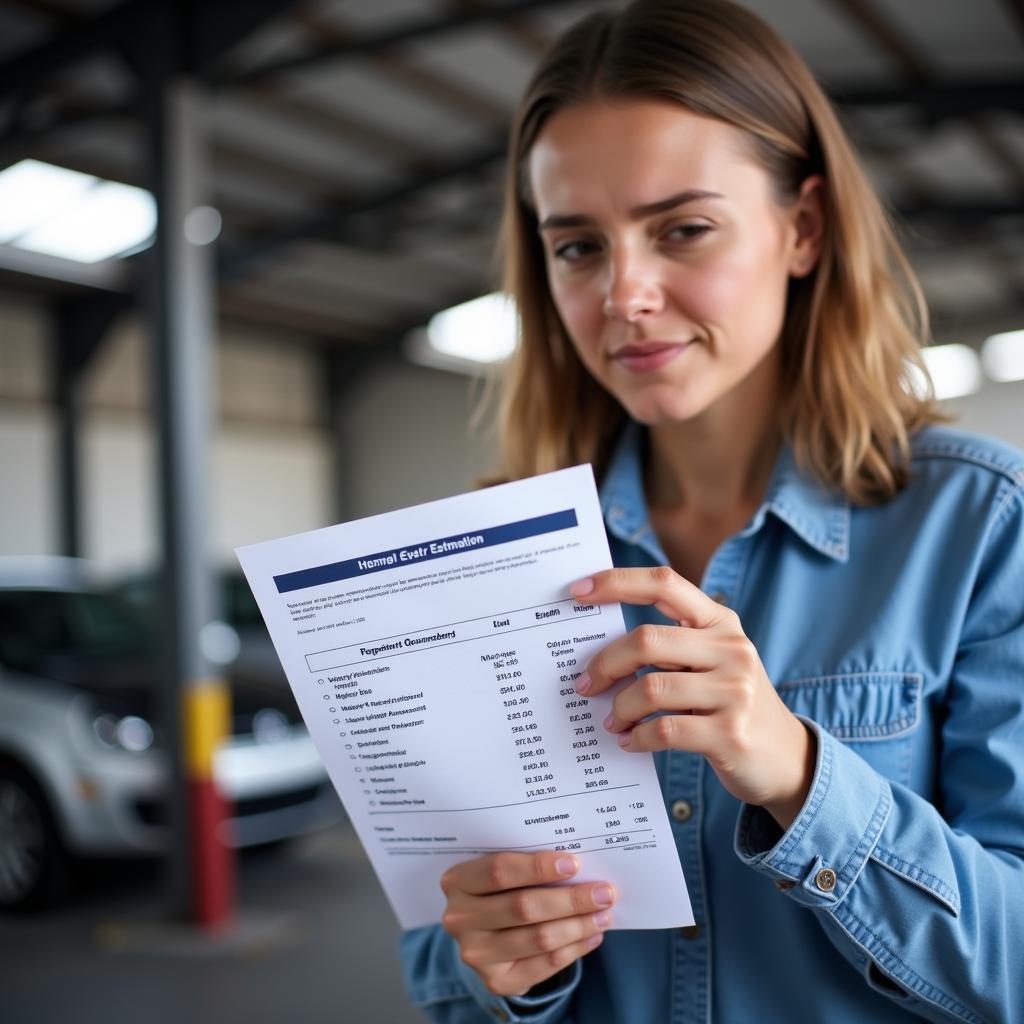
[585, 933, 603, 950]
[575, 673, 592, 694]
[603, 712, 616, 731]
[593, 885, 614, 907]
[571, 577, 595, 597]
[617, 732, 631, 749]
[556, 856, 578, 876]
[593, 911, 612, 929]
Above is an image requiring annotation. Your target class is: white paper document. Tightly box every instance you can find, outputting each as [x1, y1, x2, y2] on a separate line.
[235, 466, 693, 930]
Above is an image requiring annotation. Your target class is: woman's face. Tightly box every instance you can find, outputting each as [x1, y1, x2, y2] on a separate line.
[527, 98, 821, 427]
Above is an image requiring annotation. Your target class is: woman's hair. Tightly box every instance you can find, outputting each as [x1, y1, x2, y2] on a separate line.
[488, 0, 945, 504]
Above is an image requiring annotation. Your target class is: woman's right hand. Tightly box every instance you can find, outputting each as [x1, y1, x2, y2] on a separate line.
[440, 851, 616, 997]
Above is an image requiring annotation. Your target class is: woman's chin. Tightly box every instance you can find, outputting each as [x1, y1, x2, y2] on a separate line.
[618, 389, 709, 427]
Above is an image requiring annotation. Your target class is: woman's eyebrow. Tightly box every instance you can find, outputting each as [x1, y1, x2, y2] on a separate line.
[538, 189, 724, 231]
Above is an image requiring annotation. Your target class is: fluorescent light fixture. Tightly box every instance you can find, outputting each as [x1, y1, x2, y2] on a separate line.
[981, 329, 1024, 383]
[0, 160, 94, 241]
[912, 343, 983, 401]
[425, 292, 519, 364]
[0, 159, 156, 263]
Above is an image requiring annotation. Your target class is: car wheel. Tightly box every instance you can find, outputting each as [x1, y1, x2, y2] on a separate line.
[0, 765, 68, 912]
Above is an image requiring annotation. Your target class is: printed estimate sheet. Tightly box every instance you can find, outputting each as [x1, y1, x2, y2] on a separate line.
[235, 466, 693, 930]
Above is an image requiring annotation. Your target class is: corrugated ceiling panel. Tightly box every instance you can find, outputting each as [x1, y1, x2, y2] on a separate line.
[316, 0, 449, 33]
[283, 58, 484, 154]
[210, 92, 400, 186]
[399, 26, 538, 109]
[901, 122, 1022, 200]
[870, 0, 1024, 76]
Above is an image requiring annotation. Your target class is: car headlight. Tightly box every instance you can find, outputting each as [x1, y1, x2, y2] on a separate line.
[92, 712, 155, 753]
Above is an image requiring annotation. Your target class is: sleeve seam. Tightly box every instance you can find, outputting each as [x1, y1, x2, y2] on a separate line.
[830, 904, 986, 1023]
[870, 845, 961, 916]
[407, 981, 473, 1007]
[989, 477, 1023, 530]
[833, 776, 891, 900]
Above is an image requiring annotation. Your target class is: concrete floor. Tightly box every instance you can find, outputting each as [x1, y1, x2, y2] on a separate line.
[0, 821, 426, 1024]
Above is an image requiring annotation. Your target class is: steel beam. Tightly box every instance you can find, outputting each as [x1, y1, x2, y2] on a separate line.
[140, 5, 232, 927]
[0, 0, 147, 99]
[51, 292, 129, 557]
[831, 78, 1024, 119]
[218, 137, 507, 281]
[0, 0, 302, 128]
[219, 0, 585, 85]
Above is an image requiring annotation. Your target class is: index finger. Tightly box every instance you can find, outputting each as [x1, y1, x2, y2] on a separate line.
[570, 567, 725, 628]
[443, 851, 579, 898]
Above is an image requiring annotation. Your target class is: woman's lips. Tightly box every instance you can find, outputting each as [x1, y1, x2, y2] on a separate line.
[611, 340, 693, 374]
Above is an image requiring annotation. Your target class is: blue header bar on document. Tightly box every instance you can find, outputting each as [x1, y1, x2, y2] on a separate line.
[274, 508, 579, 594]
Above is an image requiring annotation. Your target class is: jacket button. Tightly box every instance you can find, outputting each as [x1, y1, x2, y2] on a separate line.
[671, 799, 693, 823]
[815, 867, 837, 893]
[680, 924, 701, 939]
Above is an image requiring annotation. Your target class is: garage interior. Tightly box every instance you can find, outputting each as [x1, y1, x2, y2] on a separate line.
[0, 0, 1022, 1021]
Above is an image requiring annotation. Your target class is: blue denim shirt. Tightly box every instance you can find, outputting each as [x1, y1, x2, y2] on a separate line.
[400, 423, 1024, 1023]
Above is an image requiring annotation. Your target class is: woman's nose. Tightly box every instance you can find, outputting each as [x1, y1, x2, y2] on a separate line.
[601, 252, 665, 322]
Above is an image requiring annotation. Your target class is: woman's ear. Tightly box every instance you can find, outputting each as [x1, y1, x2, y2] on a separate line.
[788, 175, 825, 279]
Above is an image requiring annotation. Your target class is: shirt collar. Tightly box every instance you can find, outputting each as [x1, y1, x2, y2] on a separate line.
[599, 420, 851, 564]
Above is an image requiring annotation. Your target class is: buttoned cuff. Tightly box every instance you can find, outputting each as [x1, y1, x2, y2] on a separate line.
[455, 956, 581, 1022]
[734, 717, 892, 910]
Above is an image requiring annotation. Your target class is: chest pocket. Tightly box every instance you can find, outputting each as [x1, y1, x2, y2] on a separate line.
[775, 672, 922, 787]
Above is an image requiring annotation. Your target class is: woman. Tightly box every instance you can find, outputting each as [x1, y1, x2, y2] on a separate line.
[400, 2, 1024, 1021]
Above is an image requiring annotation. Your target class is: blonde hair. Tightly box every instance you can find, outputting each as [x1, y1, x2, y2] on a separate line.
[488, 0, 945, 503]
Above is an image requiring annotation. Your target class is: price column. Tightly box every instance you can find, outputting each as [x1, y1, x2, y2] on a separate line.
[485, 647, 557, 800]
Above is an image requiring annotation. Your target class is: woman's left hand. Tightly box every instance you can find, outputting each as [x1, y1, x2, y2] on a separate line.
[571, 567, 816, 830]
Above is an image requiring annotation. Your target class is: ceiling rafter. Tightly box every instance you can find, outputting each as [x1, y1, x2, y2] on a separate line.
[828, 0, 1024, 314]
[833, 77, 1024, 119]
[294, 9, 509, 125]
[830, 0, 1024, 190]
[218, 289, 395, 339]
[217, 135, 508, 281]
[497, 18, 554, 60]
[231, 82, 437, 168]
[0, 0, 306, 99]
[219, 0, 583, 86]
[448, 0, 554, 60]
[210, 137, 350, 202]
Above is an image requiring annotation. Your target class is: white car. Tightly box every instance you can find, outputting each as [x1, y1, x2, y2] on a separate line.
[0, 557, 340, 911]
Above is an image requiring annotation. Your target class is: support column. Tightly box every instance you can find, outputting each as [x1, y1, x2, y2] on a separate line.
[52, 293, 127, 558]
[53, 318, 85, 559]
[322, 346, 375, 526]
[142, 23, 234, 928]
[323, 348, 353, 527]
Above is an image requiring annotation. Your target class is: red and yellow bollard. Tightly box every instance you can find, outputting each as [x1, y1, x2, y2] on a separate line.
[183, 682, 234, 928]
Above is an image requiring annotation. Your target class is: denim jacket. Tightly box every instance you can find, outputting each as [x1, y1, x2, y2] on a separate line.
[400, 423, 1024, 1023]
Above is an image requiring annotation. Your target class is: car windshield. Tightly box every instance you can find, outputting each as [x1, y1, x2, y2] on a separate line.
[0, 589, 153, 670]
[225, 573, 263, 629]
[115, 570, 265, 632]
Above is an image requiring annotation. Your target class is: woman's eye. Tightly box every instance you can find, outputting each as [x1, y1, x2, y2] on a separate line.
[553, 240, 599, 263]
[665, 223, 711, 242]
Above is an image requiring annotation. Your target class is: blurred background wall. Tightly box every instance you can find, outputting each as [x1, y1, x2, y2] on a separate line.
[2, 299, 1022, 565]
[0, 302, 496, 563]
